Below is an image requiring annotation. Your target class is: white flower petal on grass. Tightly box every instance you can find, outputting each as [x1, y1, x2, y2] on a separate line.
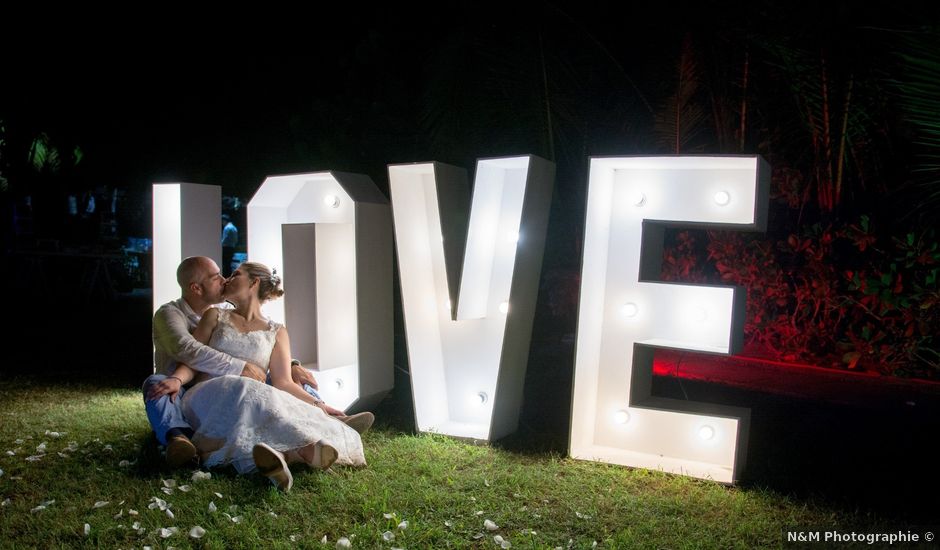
[45, 431, 64, 438]
[132, 521, 141, 530]
[36, 442, 47, 453]
[192, 471, 212, 482]
[14, 438, 23, 444]
[228, 505, 239, 513]
[93, 501, 109, 509]
[2, 498, 11, 507]
[128, 509, 138, 516]
[57, 452, 69, 458]
[336, 537, 351, 548]
[25, 455, 43, 462]
[574, 511, 592, 520]
[118, 460, 131, 467]
[31, 500, 55, 513]
[84, 523, 91, 536]
[66, 442, 79, 452]
[484, 479, 490, 487]
[513, 493, 521, 498]
[148, 497, 168, 511]
[475, 511, 484, 516]
[103, 445, 113, 452]
[382, 530, 395, 541]
[472, 533, 485, 540]
[178, 485, 192, 493]
[484, 519, 498, 531]
[159, 527, 178, 538]
[495, 535, 512, 548]
[397, 520, 408, 530]
[290, 534, 298, 542]
[113, 510, 123, 519]
[469, 496, 477, 502]
[444, 520, 453, 528]
[161, 487, 174, 495]
[591, 542, 597, 548]
[166, 508, 175, 520]
[208, 502, 217, 513]
[321, 535, 328, 544]
[4, 450, 13, 456]
[268, 511, 278, 518]
[189, 526, 206, 538]
[383, 512, 394, 519]
[214, 492, 223, 498]
[0, 468, 3, 477]
[162, 479, 177, 488]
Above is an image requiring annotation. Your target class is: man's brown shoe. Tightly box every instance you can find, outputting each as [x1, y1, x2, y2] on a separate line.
[165, 435, 197, 468]
[341, 412, 375, 434]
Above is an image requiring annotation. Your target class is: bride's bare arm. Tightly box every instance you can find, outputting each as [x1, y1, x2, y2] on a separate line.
[268, 327, 323, 407]
[147, 309, 222, 401]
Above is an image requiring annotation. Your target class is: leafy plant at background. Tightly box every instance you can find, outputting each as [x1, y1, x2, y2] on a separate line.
[663, 216, 940, 379]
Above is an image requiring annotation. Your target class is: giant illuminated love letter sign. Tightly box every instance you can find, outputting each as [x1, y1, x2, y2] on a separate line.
[570, 156, 769, 483]
[389, 156, 554, 441]
[152, 182, 221, 313]
[247, 172, 393, 412]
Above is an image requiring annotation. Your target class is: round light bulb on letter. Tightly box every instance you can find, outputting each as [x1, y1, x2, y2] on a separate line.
[498, 302, 509, 314]
[324, 194, 340, 208]
[632, 191, 647, 207]
[335, 378, 344, 390]
[713, 190, 731, 206]
[475, 391, 488, 405]
[698, 425, 715, 441]
[621, 302, 639, 318]
[614, 410, 631, 424]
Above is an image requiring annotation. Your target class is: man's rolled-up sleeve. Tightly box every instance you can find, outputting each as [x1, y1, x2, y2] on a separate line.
[153, 306, 245, 377]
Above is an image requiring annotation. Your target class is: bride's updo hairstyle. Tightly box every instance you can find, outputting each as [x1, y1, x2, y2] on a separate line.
[240, 262, 285, 302]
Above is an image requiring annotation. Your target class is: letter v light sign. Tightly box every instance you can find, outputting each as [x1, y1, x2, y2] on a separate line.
[570, 156, 769, 483]
[389, 156, 554, 441]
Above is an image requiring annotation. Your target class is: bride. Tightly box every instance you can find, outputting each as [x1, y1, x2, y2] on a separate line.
[162, 261, 366, 491]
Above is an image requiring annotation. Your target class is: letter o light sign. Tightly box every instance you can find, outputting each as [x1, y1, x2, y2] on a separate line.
[570, 156, 769, 483]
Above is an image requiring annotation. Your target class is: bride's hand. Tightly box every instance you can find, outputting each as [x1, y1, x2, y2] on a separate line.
[147, 376, 183, 402]
[316, 401, 345, 417]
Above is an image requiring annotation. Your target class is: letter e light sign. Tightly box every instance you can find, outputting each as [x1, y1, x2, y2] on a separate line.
[569, 156, 769, 483]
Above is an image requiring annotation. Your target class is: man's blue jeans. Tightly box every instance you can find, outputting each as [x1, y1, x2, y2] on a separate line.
[142, 374, 190, 446]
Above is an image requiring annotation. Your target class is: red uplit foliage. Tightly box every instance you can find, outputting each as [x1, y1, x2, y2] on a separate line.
[662, 217, 940, 380]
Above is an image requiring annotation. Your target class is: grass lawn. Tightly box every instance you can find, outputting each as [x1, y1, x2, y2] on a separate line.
[0, 380, 887, 549]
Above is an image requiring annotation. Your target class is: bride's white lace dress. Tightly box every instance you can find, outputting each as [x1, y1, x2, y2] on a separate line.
[180, 309, 366, 473]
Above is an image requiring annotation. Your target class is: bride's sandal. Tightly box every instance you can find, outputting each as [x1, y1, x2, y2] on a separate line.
[314, 442, 339, 470]
[252, 443, 293, 491]
[298, 441, 338, 470]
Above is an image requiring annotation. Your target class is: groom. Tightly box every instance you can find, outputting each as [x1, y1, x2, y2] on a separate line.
[142, 256, 322, 467]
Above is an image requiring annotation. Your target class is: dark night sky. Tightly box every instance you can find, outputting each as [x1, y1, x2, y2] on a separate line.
[3, 3, 937, 236]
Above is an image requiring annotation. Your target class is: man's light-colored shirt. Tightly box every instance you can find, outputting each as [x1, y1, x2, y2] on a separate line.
[152, 298, 245, 376]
